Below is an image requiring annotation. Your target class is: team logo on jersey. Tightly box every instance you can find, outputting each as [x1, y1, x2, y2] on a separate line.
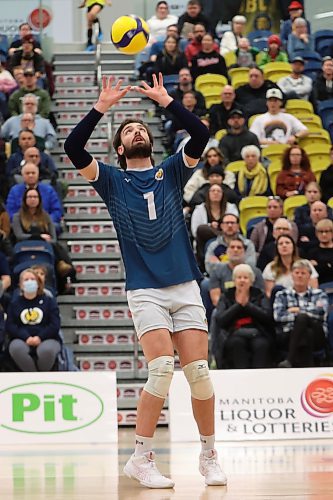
[155, 168, 164, 181]
[20, 307, 43, 325]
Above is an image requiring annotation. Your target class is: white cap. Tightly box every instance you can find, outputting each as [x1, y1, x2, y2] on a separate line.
[266, 88, 283, 100]
[232, 15, 246, 24]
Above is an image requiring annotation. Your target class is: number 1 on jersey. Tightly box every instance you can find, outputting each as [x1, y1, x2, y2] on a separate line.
[143, 191, 157, 220]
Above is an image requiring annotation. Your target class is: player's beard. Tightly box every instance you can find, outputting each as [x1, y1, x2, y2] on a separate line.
[123, 141, 152, 160]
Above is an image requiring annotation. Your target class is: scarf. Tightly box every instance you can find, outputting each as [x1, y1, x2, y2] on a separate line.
[237, 162, 268, 196]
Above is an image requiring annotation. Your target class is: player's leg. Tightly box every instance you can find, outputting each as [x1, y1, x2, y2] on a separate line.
[124, 288, 176, 488]
[123, 329, 175, 488]
[87, 4, 103, 44]
[173, 329, 227, 486]
[136, 329, 174, 437]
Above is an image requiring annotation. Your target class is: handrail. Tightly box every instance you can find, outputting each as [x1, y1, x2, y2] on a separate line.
[94, 22, 102, 93]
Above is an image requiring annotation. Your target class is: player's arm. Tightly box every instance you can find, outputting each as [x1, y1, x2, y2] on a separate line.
[64, 76, 131, 181]
[134, 73, 210, 167]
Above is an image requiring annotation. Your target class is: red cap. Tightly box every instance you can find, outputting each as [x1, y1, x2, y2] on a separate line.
[288, 1, 303, 11]
[268, 35, 282, 46]
[22, 34, 34, 44]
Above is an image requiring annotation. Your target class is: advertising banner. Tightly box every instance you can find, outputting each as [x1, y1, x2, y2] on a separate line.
[169, 368, 333, 441]
[0, 372, 117, 444]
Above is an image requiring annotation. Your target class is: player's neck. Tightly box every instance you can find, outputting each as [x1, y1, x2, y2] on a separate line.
[125, 157, 153, 170]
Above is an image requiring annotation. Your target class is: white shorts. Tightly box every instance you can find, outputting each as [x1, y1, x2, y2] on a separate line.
[127, 280, 208, 339]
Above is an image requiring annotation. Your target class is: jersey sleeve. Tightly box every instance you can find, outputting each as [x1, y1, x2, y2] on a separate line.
[90, 161, 114, 203]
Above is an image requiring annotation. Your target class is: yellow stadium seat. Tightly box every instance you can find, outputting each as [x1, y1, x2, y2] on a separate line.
[215, 129, 227, 141]
[285, 99, 314, 114]
[225, 160, 245, 173]
[223, 50, 237, 68]
[327, 197, 333, 210]
[267, 160, 282, 195]
[299, 130, 331, 148]
[263, 144, 288, 163]
[304, 143, 331, 181]
[263, 62, 292, 81]
[194, 74, 228, 95]
[204, 93, 222, 108]
[298, 114, 323, 128]
[248, 114, 262, 127]
[231, 73, 249, 89]
[228, 66, 249, 79]
[239, 196, 269, 235]
[283, 195, 307, 220]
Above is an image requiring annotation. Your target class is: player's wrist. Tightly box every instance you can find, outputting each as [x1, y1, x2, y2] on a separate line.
[158, 95, 173, 108]
[94, 103, 108, 114]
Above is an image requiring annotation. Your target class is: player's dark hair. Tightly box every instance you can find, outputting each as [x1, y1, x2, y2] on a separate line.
[113, 119, 154, 170]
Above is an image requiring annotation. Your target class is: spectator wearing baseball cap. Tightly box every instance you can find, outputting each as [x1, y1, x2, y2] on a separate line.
[280, 1, 310, 47]
[219, 109, 261, 165]
[258, 35, 289, 68]
[250, 88, 309, 145]
[277, 56, 313, 101]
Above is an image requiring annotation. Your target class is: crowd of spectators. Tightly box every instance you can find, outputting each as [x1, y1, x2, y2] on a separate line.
[0, 21, 75, 372]
[1, 1, 333, 373]
[139, 1, 333, 369]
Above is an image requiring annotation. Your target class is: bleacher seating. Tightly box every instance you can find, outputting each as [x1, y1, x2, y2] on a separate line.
[314, 29, 333, 57]
[239, 196, 268, 235]
[263, 62, 292, 82]
[283, 195, 307, 219]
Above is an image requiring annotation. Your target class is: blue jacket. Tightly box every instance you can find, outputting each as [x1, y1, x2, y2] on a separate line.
[6, 293, 61, 342]
[6, 182, 63, 223]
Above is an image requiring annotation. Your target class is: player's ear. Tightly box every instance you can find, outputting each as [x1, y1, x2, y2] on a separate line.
[117, 145, 124, 155]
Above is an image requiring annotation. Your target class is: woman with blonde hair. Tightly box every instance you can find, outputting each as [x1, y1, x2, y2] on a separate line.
[235, 145, 270, 197]
[6, 268, 62, 371]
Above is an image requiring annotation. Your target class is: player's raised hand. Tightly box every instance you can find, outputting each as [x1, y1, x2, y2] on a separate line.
[133, 73, 173, 107]
[94, 76, 131, 114]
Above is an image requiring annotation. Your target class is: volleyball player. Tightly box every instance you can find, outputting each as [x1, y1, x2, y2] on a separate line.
[64, 73, 227, 489]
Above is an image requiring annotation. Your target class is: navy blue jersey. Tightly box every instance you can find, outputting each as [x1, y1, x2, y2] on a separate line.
[91, 151, 202, 290]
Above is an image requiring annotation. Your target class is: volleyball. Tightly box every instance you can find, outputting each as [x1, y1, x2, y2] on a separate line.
[111, 15, 150, 55]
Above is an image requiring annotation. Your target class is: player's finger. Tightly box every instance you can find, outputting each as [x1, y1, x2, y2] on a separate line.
[102, 75, 107, 89]
[114, 79, 123, 91]
[140, 80, 151, 90]
[152, 73, 158, 87]
[158, 72, 163, 87]
[107, 76, 115, 88]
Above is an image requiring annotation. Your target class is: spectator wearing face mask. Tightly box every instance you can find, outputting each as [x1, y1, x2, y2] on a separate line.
[6, 268, 62, 371]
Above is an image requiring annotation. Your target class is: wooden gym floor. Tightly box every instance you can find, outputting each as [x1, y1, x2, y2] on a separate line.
[1, 428, 333, 499]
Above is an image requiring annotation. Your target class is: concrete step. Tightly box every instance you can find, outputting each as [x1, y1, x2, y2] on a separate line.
[63, 202, 108, 214]
[75, 353, 146, 379]
[71, 282, 125, 298]
[67, 240, 119, 255]
[65, 220, 116, 237]
[53, 50, 134, 63]
[60, 231, 116, 240]
[72, 259, 124, 280]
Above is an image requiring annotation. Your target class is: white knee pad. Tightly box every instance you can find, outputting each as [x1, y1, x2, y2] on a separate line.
[183, 360, 214, 400]
[144, 356, 174, 399]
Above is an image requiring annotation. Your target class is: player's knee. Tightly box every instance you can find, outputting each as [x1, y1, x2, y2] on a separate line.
[183, 360, 214, 400]
[144, 355, 174, 399]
